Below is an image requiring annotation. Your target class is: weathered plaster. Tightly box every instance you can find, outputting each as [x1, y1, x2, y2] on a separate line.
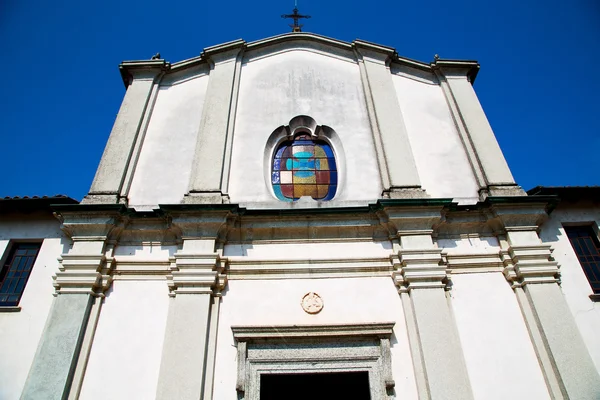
[229, 50, 382, 204]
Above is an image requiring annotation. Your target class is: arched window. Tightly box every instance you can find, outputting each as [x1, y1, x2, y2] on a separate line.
[272, 134, 337, 201]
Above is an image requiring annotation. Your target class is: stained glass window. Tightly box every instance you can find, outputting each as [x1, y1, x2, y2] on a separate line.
[272, 134, 337, 201]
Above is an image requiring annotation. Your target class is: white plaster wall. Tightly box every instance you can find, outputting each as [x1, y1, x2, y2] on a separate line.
[392, 74, 480, 203]
[451, 273, 550, 400]
[128, 74, 209, 209]
[224, 241, 392, 258]
[229, 50, 382, 204]
[0, 217, 66, 400]
[79, 280, 169, 400]
[538, 205, 600, 373]
[213, 277, 417, 400]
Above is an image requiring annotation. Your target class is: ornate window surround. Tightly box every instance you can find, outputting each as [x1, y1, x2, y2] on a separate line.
[232, 322, 395, 400]
[264, 115, 346, 202]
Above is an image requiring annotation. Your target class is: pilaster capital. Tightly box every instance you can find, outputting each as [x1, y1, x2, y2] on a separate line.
[53, 250, 115, 296]
[503, 244, 560, 287]
[167, 253, 227, 296]
[394, 248, 447, 291]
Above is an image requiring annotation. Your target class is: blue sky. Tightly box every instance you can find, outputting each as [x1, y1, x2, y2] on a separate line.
[1, 0, 598, 200]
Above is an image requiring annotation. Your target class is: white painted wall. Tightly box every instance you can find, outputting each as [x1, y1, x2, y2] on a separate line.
[212, 277, 418, 400]
[392, 73, 480, 203]
[451, 273, 550, 400]
[538, 205, 600, 373]
[128, 73, 209, 209]
[79, 280, 169, 400]
[229, 50, 382, 204]
[0, 216, 67, 400]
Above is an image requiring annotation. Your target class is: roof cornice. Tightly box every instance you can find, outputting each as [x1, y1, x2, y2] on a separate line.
[124, 33, 482, 86]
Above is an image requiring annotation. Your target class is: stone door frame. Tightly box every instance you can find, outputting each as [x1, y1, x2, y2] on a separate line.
[232, 322, 395, 400]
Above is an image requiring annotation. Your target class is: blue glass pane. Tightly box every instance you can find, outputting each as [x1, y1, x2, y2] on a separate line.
[322, 145, 334, 158]
[324, 185, 337, 201]
[271, 171, 280, 184]
[330, 171, 338, 185]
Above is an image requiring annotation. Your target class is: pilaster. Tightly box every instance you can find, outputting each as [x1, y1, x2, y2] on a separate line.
[184, 40, 245, 204]
[155, 209, 231, 400]
[434, 60, 525, 199]
[21, 207, 122, 399]
[84, 60, 168, 204]
[383, 203, 473, 400]
[494, 200, 600, 399]
[354, 41, 426, 199]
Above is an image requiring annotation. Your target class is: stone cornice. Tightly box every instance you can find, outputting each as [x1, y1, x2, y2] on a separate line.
[50, 198, 561, 243]
[231, 322, 395, 341]
[137, 32, 483, 87]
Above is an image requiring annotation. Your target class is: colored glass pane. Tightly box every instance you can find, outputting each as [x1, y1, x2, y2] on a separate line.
[272, 135, 337, 201]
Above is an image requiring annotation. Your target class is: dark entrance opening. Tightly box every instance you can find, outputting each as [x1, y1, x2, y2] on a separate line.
[260, 371, 371, 400]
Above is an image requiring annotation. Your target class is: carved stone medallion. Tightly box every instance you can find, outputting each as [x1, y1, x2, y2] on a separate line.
[301, 292, 324, 314]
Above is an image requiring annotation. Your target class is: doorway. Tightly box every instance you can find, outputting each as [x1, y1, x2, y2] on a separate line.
[260, 371, 371, 400]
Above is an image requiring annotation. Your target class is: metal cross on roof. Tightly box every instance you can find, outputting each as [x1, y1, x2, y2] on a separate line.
[281, 3, 311, 32]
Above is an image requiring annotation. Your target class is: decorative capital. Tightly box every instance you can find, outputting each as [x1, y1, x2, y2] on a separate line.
[394, 248, 447, 291]
[503, 244, 560, 287]
[167, 253, 227, 296]
[53, 253, 114, 296]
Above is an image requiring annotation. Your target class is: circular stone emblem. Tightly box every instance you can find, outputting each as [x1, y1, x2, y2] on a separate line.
[301, 292, 324, 314]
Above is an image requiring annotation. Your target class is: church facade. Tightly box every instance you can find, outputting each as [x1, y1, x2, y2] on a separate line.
[2, 33, 600, 399]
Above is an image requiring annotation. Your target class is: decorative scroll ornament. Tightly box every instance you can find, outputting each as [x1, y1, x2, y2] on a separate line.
[301, 292, 324, 314]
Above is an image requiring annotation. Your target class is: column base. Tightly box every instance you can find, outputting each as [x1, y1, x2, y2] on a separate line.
[383, 187, 430, 199]
[480, 185, 526, 199]
[182, 192, 230, 204]
[81, 193, 121, 204]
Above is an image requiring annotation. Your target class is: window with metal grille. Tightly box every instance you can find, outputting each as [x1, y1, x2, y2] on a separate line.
[564, 226, 600, 294]
[0, 243, 41, 306]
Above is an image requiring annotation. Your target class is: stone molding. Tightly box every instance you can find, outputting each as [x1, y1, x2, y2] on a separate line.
[502, 244, 560, 287]
[231, 322, 395, 340]
[393, 248, 446, 291]
[167, 253, 227, 296]
[166, 32, 480, 87]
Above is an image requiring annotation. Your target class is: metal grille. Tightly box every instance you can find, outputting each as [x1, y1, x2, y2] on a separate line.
[565, 226, 600, 294]
[0, 243, 41, 306]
